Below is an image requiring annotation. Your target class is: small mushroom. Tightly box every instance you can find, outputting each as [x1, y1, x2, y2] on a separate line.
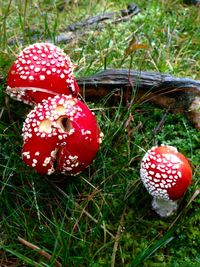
[6, 42, 79, 105]
[22, 94, 101, 175]
[140, 145, 192, 217]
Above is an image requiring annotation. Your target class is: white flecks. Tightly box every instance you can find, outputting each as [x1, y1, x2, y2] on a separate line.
[149, 171, 154, 175]
[65, 167, 73, 171]
[50, 149, 57, 158]
[172, 163, 180, 169]
[34, 67, 41, 73]
[20, 75, 27, 80]
[43, 157, 51, 167]
[33, 56, 38, 61]
[22, 151, 30, 159]
[177, 171, 182, 178]
[69, 155, 78, 161]
[166, 179, 173, 183]
[165, 154, 181, 164]
[155, 173, 161, 178]
[40, 75, 45, 80]
[47, 167, 55, 175]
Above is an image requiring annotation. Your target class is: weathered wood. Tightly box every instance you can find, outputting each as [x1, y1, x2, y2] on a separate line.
[7, 3, 140, 45]
[184, 0, 200, 5]
[77, 69, 200, 130]
[55, 3, 140, 44]
[66, 3, 140, 32]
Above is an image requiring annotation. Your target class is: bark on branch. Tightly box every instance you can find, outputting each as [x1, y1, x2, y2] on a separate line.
[77, 69, 200, 130]
[66, 3, 140, 31]
[7, 3, 140, 45]
[56, 3, 140, 43]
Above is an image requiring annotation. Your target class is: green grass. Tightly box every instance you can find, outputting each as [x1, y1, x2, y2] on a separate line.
[0, 0, 200, 266]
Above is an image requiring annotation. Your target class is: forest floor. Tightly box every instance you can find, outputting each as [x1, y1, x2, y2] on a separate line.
[0, 1, 200, 266]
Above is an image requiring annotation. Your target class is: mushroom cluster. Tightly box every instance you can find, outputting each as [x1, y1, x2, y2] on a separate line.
[6, 43, 193, 218]
[140, 145, 192, 217]
[6, 42, 101, 176]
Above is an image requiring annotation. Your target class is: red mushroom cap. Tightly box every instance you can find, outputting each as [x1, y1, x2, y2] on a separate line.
[22, 94, 101, 175]
[6, 42, 79, 105]
[140, 145, 192, 201]
[56, 112, 101, 175]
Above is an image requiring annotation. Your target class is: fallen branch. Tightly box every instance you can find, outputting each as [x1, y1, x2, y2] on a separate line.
[77, 69, 200, 130]
[17, 236, 62, 267]
[58, 3, 140, 43]
[55, 3, 140, 43]
[7, 3, 140, 45]
[66, 3, 140, 32]
[184, 0, 200, 5]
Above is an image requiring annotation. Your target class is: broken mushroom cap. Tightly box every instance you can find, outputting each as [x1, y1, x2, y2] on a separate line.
[22, 94, 101, 175]
[140, 145, 192, 217]
[6, 42, 79, 105]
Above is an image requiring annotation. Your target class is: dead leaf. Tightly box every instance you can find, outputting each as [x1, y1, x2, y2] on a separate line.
[125, 43, 149, 56]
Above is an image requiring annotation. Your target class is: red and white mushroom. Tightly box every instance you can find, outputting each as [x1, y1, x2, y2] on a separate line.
[6, 42, 79, 105]
[22, 94, 102, 175]
[140, 145, 192, 217]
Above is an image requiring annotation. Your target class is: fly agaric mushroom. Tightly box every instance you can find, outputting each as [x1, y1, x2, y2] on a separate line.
[6, 42, 79, 105]
[140, 145, 192, 217]
[22, 94, 101, 175]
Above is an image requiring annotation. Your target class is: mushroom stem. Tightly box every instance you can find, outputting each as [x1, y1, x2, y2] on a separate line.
[151, 198, 178, 217]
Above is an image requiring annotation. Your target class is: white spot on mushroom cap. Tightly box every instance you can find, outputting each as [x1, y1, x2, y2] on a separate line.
[34, 67, 40, 72]
[40, 75, 45, 80]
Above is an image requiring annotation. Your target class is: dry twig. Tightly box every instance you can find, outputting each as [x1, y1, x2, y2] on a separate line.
[17, 236, 62, 267]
